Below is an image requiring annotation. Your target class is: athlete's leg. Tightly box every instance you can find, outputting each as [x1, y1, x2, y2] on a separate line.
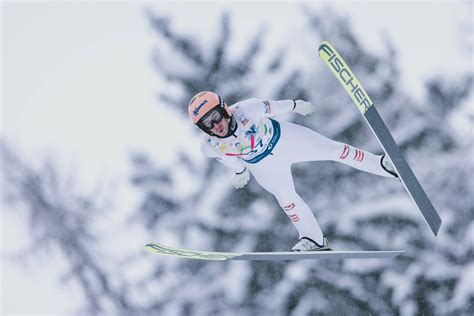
[246, 159, 325, 244]
[275, 121, 394, 178]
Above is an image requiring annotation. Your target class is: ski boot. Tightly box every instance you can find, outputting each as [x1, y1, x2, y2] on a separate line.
[292, 237, 331, 252]
[381, 154, 399, 178]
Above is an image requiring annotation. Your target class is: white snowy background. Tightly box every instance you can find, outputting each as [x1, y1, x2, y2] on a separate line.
[1, 1, 473, 315]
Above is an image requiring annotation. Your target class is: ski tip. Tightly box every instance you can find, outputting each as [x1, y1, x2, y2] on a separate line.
[318, 41, 336, 60]
[144, 243, 154, 251]
[145, 242, 241, 261]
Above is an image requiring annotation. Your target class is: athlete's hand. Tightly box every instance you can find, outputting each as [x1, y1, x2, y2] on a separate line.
[233, 167, 250, 189]
[293, 100, 315, 116]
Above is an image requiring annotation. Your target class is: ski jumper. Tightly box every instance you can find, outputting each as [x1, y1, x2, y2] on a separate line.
[200, 98, 394, 244]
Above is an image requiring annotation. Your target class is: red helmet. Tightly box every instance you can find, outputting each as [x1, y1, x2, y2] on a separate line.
[188, 91, 233, 136]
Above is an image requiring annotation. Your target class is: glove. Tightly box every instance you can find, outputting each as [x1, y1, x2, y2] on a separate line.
[292, 100, 315, 116]
[233, 167, 250, 189]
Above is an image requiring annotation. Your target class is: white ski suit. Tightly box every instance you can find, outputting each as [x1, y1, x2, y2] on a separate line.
[200, 98, 394, 244]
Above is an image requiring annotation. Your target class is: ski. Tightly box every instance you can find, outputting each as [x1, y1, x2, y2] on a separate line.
[318, 41, 442, 236]
[145, 242, 404, 261]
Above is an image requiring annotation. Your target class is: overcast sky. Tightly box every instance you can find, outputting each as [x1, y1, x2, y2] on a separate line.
[1, 1, 472, 314]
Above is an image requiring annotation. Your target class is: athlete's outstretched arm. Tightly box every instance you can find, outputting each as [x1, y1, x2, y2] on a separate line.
[200, 139, 246, 174]
[239, 98, 315, 118]
[200, 139, 250, 189]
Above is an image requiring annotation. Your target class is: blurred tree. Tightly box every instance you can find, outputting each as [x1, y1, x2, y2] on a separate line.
[0, 142, 133, 315]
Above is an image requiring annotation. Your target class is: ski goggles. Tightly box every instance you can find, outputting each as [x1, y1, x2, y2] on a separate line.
[200, 108, 224, 129]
